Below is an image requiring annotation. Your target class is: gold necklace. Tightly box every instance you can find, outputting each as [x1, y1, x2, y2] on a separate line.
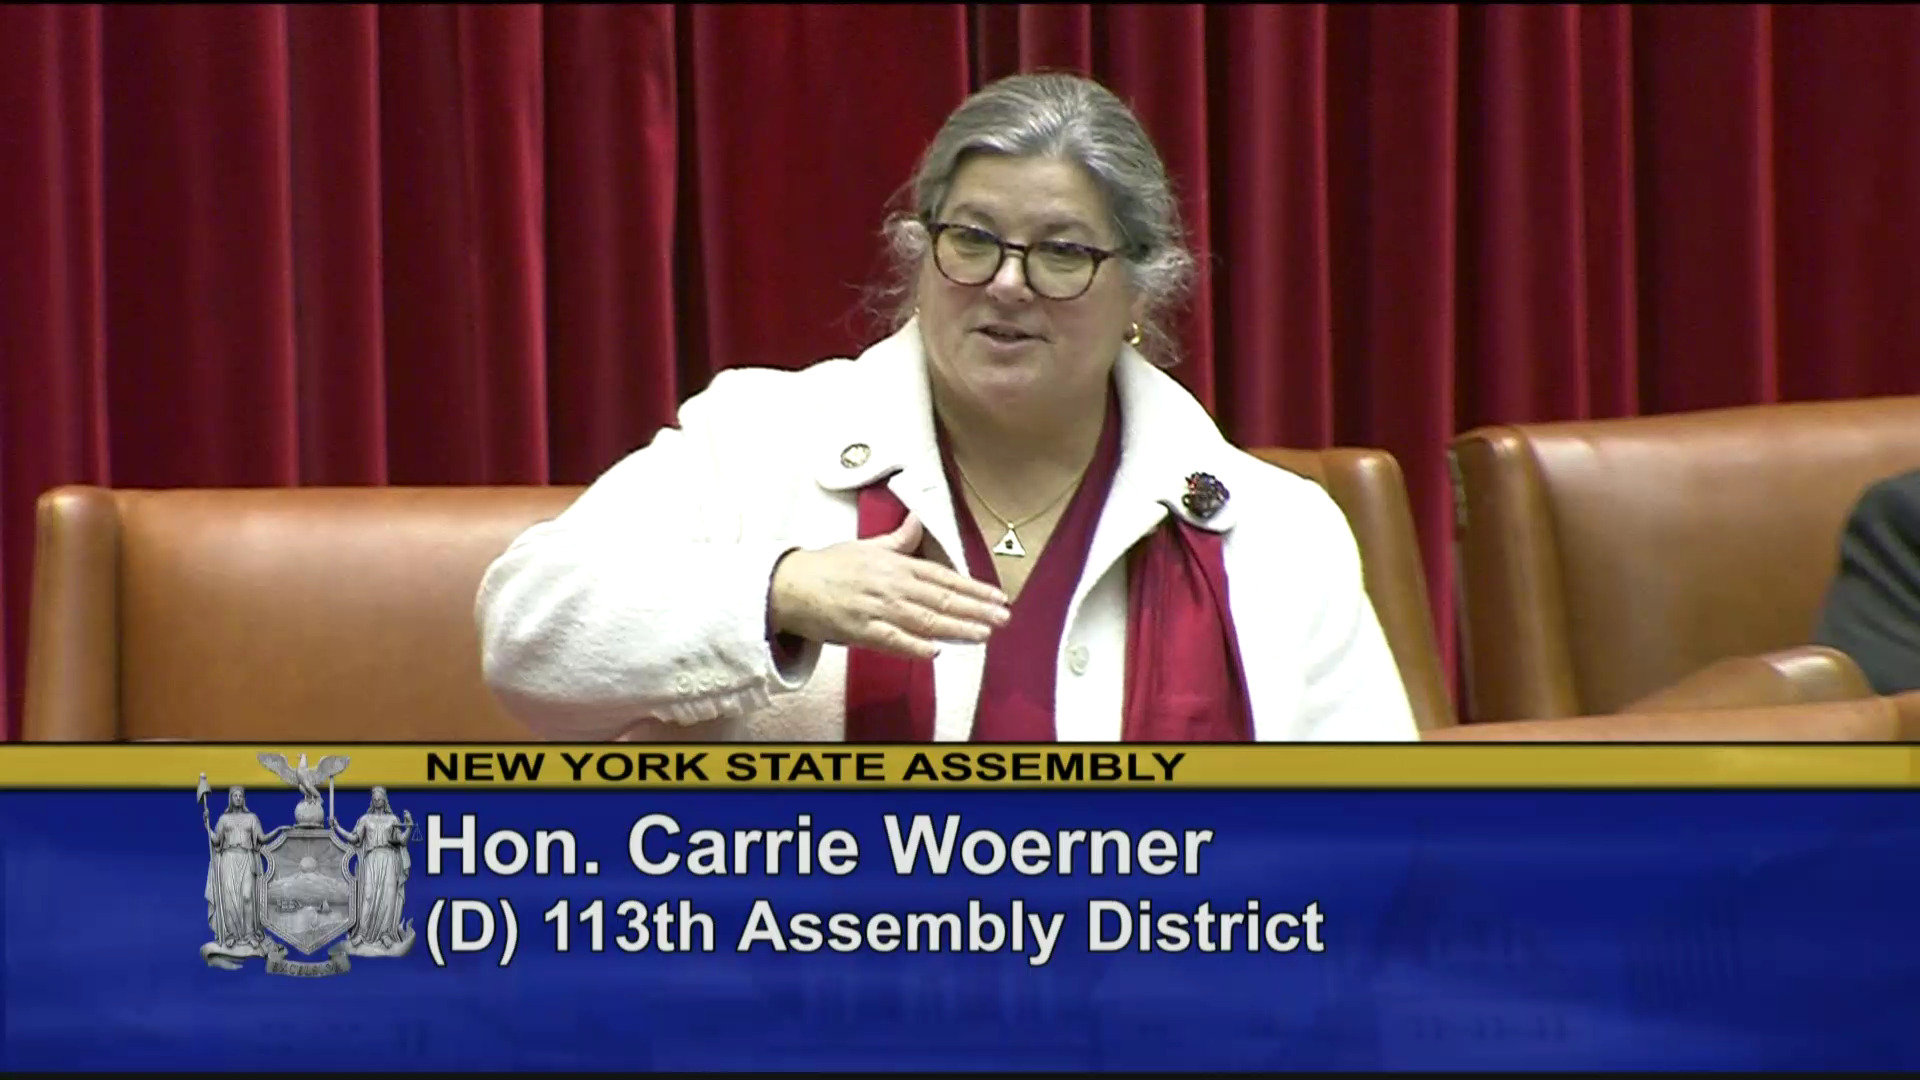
[953, 465, 1083, 558]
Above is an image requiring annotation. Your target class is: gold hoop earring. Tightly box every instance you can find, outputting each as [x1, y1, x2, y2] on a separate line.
[1125, 323, 1143, 347]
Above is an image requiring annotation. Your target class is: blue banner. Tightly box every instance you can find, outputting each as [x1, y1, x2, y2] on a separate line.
[4, 788, 1918, 1071]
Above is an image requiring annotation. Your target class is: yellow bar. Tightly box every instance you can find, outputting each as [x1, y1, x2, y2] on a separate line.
[0, 744, 1916, 789]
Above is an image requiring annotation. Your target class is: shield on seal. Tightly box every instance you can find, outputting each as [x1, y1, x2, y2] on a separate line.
[259, 825, 356, 956]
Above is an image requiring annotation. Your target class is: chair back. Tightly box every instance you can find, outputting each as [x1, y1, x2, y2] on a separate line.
[1450, 396, 1920, 720]
[1251, 448, 1454, 730]
[26, 485, 583, 741]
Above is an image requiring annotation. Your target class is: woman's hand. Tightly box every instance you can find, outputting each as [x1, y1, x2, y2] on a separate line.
[769, 514, 1011, 659]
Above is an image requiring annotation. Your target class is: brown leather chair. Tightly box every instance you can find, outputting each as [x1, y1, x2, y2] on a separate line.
[1450, 396, 1920, 723]
[1426, 695, 1904, 742]
[28, 474, 1904, 744]
[30, 452, 1458, 741]
[1251, 448, 1454, 731]
[25, 485, 582, 741]
[1897, 691, 1920, 740]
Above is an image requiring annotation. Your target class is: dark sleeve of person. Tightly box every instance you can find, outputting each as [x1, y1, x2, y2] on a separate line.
[1813, 469, 1920, 694]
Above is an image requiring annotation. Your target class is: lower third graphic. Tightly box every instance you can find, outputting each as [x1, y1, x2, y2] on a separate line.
[198, 751, 417, 976]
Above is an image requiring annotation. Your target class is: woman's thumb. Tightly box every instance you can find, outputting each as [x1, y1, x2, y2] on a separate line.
[875, 512, 924, 552]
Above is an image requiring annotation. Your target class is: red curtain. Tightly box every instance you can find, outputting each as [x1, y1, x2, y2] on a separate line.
[6, 4, 1920, 737]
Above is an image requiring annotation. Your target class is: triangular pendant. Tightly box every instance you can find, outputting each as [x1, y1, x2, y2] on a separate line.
[991, 525, 1027, 558]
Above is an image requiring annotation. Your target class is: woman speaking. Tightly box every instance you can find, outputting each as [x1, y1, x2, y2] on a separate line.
[476, 73, 1417, 744]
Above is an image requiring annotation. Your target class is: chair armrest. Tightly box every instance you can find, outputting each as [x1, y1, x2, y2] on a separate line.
[1618, 646, 1872, 714]
[1894, 692, 1920, 740]
[24, 486, 123, 741]
[1424, 695, 1900, 742]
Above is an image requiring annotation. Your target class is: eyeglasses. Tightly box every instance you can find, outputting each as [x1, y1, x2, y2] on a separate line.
[924, 221, 1127, 301]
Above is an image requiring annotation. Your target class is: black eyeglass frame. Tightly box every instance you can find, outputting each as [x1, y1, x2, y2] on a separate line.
[922, 220, 1132, 301]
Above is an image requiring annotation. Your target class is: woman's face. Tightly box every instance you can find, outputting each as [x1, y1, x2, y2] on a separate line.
[915, 154, 1143, 424]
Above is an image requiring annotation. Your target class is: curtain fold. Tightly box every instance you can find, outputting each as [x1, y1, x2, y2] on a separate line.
[541, 3, 680, 481]
[101, 5, 301, 487]
[288, 4, 387, 484]
[6, 3, 1920, 736]
[3, 4, 109, 739]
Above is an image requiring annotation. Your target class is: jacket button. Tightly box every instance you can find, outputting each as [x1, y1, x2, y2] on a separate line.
[1066, 645, 1090, 675]
[675, 674, 694, 694]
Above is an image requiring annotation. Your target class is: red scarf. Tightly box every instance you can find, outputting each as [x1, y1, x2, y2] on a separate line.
[842, 483, 1255, 743]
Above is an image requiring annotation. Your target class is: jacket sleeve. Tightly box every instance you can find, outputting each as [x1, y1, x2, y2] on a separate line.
[474, 370, 823, 739]
[1813, 470, 1920, 695]
[1292, 489, 1423, 742]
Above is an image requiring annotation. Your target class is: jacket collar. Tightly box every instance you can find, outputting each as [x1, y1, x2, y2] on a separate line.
[812, 319, 1240, 533]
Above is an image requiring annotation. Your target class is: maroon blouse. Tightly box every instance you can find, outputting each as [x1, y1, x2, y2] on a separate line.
[938, 390, 1124, 742]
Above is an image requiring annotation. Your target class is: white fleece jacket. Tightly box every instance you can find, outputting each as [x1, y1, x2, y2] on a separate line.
[475, 322, 1418, 743]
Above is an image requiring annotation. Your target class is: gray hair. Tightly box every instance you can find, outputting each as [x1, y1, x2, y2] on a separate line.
[873, 72, 1197, 367]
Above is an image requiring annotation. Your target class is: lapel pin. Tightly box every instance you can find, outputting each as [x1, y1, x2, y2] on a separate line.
[840, 443, 871, 468]
[1182, 472, 1228, 520]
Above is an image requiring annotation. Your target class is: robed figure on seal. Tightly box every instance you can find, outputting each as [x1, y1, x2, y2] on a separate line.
[201, 784, 289, 965]
[332, 786, 415, 955]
